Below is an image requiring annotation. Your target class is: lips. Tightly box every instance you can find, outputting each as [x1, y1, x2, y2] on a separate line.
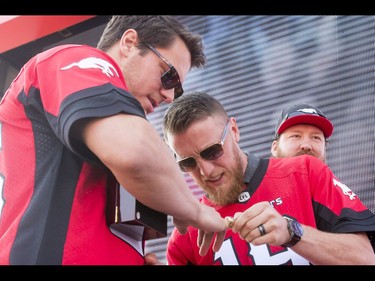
[205, 173, 223, 185]
[149, 96, 159, 108]
[145, 97, 158, 114]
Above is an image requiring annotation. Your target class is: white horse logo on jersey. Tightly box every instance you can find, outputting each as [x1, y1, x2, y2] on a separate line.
[60, 57, 119, 77]
[333, 178, 357, 200]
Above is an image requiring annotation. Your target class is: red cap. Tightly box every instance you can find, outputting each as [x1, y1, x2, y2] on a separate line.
[275, 103, 334, 139]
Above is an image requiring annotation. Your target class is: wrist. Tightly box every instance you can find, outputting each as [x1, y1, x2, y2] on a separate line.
[281, 215, 304, 248]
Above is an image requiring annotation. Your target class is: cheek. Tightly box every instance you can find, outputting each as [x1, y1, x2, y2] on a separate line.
[190, 171, 204, 185]
[126, 58, 157, 92]
[278, 142, 300, 156]
[314, 144, 326, 154]
[279, 140, 296, 150]
[123, 64, 141, 93]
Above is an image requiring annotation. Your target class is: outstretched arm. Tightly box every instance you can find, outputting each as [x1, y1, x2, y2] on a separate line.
[80, 114, 227, 247]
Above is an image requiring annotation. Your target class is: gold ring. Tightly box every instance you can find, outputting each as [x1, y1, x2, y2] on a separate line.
[225, 216, 235, 228]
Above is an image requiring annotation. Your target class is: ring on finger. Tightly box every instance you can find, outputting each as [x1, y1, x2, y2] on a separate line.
[258, 224, 266, 236]
[225, 216, 235, 228]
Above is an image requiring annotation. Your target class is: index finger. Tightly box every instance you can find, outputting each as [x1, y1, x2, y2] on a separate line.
[212, 229, 226, 252]
[198, 231, 214, 256]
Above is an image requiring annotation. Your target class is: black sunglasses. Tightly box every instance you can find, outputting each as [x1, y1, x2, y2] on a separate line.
[146, 44, 184, 99]
[176, 119, 230, 172]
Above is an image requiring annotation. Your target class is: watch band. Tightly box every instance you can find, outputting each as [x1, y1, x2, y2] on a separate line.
[281, 215, 303, 248]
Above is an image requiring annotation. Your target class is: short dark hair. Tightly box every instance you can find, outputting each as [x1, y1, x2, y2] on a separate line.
[97, 15, 206, 69]
[163, 92, 228, 141]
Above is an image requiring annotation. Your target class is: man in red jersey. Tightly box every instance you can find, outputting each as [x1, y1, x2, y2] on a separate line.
[162, 92, 375, 265]
[271, 103, 333, 163]
[0, 16, 227, 265]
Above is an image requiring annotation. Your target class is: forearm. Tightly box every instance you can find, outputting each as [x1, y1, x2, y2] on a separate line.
[292, 226, 375, 265]
[112, 127, 227, 234]
[115, 142, 203, 222]
[112, 126, 202, 218]
[82, 114, 225, 231]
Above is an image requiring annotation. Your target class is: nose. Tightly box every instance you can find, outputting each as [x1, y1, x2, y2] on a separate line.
[160, 88, 174, 103]
[196, 158, 216, 177]
[300, 142, 313, 151]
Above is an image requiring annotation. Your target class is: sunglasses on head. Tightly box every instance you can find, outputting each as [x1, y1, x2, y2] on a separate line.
[176, 119, 230, 172]
[146, 44, 184, 99]
[282, 110, 326, 123]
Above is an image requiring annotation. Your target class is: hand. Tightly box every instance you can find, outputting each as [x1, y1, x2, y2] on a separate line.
[231, 201, 290, 246]
[144, 252, 165, 265]
[173, 204, 227, 256]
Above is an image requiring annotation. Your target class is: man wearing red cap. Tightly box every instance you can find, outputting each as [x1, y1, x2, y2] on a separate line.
[271, 103, 333, 163]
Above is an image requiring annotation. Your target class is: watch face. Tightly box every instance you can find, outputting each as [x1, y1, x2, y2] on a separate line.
[282, 216, 303, 248]
[290, 220, 303, 237]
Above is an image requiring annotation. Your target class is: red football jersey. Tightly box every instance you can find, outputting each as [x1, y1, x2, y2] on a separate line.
[167, 154, 375, 265]
[0, 45, 147, 265]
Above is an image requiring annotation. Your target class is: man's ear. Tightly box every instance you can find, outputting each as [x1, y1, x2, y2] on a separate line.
[270, 140, 278, 157]
[120, 29, 138, 56]
[230, 117, 240, 143]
